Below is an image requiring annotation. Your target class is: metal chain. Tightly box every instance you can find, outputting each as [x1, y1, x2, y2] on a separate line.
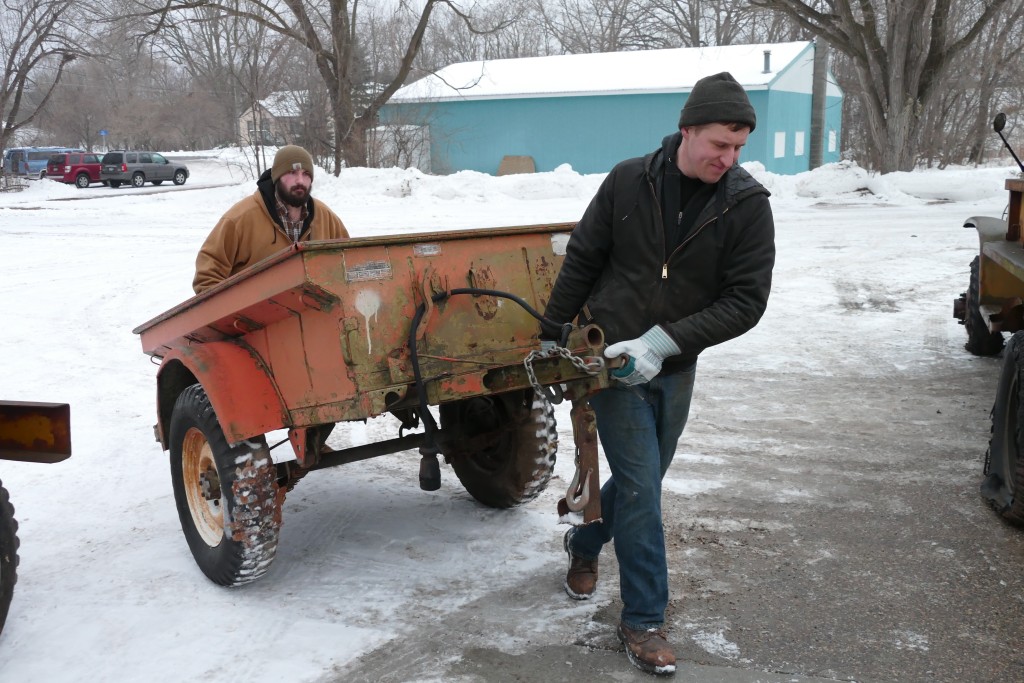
[523, 346, 605, 404]
[524, 346, 603, 517]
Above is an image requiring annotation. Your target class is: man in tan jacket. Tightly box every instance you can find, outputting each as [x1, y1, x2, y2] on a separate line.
[193, 145, 349, 293]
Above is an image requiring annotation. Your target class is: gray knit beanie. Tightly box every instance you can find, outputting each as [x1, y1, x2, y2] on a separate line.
[272, 145, 315, 183]
[678, 72, 756, 132]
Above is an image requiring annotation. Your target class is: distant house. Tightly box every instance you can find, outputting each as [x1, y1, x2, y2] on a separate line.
[238, 91, 308, 146]
[379, 41, 842, 176]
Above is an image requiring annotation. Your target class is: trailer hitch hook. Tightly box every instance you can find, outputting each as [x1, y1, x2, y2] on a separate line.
[563, 463, 592, 512]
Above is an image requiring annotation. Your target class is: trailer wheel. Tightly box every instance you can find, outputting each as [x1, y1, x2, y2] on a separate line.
[169, 384, 281, 586]
[440, 390, 557, 508]
[963, 256, 1004, 356]
[0, 481, 19, 635]
[981, 331, 1024, 525]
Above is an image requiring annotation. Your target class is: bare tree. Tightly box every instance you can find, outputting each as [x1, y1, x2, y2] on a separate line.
[749, 0, 1019, 172]
[642, 0, 759, 47]
[36, 58, 108, 150]
[741, 2, 805, 43]
[537, 0, 661, 53]
[0, 0, 80, 153]
[960, 4, 1024, 165]
[156, 5, 257, 146]
[81, 23, 186, 150]
[417, 0, 549, 68]
[129, 0, 495, 172]
[483, 0, 552, 58]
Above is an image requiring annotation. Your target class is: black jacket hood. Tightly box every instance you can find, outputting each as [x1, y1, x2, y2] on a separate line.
[255, 167, 317, 242]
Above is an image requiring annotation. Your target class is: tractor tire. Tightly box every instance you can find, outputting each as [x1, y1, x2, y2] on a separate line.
[963, 256, 1004, 356]
[440, 389, 557, 508]
[0, 481, 19, 636]
[169, 384, 281, 586]
[981, 331, 1024, 525]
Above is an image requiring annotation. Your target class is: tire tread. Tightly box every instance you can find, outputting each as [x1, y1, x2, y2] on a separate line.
[170, 384, 280, 586]
[0, 481, 20, 635]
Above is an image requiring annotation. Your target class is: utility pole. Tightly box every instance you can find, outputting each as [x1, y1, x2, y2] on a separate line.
[809, 39, 829, 170]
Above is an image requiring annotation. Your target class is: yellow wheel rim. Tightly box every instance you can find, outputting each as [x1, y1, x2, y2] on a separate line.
[181, 427, 224, 547]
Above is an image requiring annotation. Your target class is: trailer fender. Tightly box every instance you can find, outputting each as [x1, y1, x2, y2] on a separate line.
[154, 342, 288, 449]
[963, 215, 1007, 248]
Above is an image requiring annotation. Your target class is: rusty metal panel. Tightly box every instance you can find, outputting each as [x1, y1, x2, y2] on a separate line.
[133, 247, 314, 356]
[263, 314, 314, 407]
[298, 226, 580, 413]
[161, 344, 289, 444]
[138, 224, 594, 427]
[981, 242, 1024, 301]
[301, 311, 356, 407]
[0, 401, 71, 463]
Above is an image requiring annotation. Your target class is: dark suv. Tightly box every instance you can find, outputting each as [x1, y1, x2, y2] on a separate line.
[100, 150, 189, 188]
[47, 152, 104, 188]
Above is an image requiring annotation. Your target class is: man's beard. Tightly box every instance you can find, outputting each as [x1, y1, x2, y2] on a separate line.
[277, 179, 310, 207]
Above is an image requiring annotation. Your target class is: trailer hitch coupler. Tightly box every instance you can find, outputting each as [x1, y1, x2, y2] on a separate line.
[418, 443, 442, 491]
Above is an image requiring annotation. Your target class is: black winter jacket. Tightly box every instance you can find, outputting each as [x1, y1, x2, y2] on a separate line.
[544, 133, 775, 374]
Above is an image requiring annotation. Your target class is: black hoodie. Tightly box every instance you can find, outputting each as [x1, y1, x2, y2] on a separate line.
[255, 167, 317, 245]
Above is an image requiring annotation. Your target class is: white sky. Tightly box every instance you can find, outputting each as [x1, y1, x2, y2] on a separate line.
[0, 148, 1021, 681]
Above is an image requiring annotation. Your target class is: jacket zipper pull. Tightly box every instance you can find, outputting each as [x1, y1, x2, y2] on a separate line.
[662, 264, 669, 279]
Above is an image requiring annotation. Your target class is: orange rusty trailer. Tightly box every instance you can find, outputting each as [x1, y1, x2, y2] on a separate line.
[134, 223, 609, 586]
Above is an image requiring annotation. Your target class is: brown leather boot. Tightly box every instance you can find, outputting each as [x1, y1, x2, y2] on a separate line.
[617, 623, 676, 676]
[563, 529, 597, 600]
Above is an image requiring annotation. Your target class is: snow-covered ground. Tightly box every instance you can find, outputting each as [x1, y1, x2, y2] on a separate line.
[0, 147, 1019, 682]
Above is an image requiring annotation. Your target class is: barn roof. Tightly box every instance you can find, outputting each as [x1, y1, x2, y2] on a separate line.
[390, 41, 812, 103]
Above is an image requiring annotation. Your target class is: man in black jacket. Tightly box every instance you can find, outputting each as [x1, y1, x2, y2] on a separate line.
[544, 72, 775, 676]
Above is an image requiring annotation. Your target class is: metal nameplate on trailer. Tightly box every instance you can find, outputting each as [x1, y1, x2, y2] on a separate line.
[413, 244, 442, 257]
[345, 259, 393, 282]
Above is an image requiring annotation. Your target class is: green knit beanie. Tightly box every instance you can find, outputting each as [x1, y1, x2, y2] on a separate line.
[678, 72, 757, 132]
[271, 145, 315, 183]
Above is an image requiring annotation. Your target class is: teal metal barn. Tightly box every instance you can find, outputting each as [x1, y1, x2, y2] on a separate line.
[379, 41, 842, 176]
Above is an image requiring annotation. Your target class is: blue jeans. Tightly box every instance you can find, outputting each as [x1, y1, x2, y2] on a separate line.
[568, 366, 696, 630]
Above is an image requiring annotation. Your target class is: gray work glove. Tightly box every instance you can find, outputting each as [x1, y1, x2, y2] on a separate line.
[604, 326, 681, 386]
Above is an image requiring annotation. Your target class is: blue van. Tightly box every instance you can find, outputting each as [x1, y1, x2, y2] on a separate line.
[2, 147, 83, 178]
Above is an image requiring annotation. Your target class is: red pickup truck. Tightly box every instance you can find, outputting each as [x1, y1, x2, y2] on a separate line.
[46, 152, 104, 188]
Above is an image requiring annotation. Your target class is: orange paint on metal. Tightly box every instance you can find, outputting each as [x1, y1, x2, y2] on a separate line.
[137, 224, 610, 444]
[159, 344, 288, 445]
[0, 401, 71, 463]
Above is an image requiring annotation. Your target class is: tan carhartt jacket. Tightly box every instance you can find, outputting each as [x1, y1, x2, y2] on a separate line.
[193, 170, 349, 293]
